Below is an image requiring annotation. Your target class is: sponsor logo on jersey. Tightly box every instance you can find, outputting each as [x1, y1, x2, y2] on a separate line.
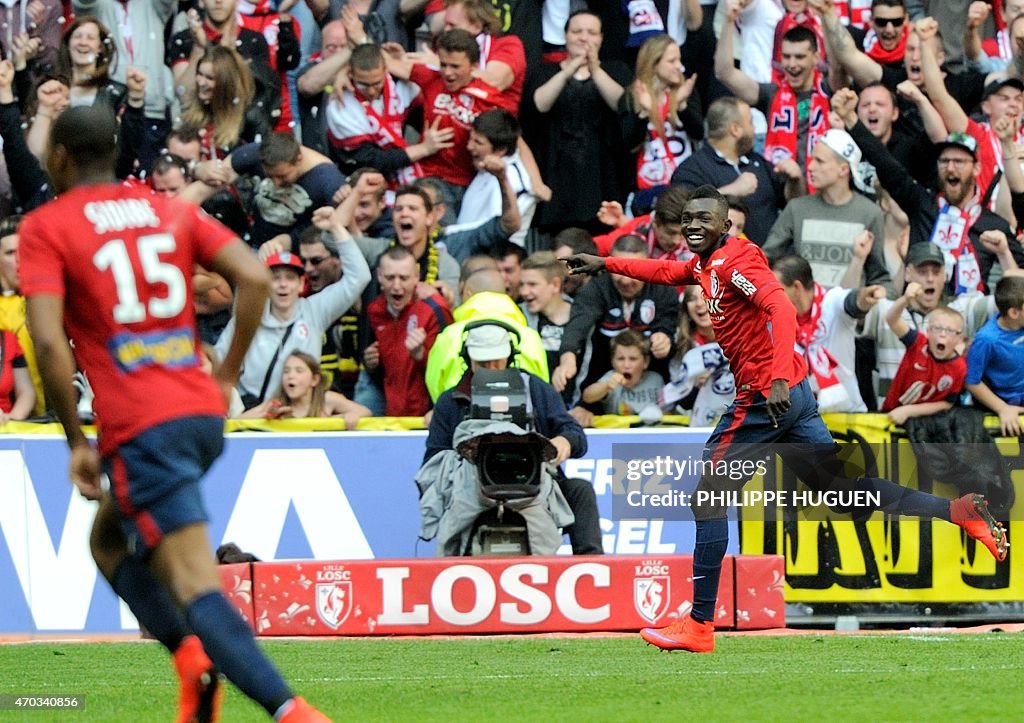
[109, 327, 196, 372]
[731, 269, 758, 297]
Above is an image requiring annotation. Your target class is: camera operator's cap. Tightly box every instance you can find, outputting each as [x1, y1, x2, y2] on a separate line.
[265, 250, 305, 274]
[465, 325, 512, 362]
[818, 129, 864, 189]
[982, 76, 1024, 100]
[905, 242, 945, 267]
[935, 131, 978, 159]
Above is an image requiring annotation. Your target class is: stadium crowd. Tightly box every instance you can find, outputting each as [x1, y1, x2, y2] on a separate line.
[2, 0, 1024, 445]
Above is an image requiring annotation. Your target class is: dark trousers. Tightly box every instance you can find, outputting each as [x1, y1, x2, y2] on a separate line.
[557, 476, 603, 554]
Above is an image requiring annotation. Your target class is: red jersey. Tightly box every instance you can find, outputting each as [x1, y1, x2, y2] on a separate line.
[882, 330, 966, 412]
[19, 185, 237, 455]
[409, 63, 514, 187]
[367, 293, 451, 416]
[604, 235, 805, 396]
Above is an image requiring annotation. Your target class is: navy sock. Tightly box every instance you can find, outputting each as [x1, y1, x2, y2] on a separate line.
[860, 477, 950, 521]
[109, 558, 188, 652]
[185, 591, 293, 715]
[691, 519, 729, 623]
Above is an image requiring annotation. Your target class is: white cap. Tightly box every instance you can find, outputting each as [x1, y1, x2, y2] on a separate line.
[818, 129, 865, 191]
[465, 325, 512, 362]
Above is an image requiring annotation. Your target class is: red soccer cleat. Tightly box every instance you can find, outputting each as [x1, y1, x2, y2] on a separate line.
[640, 614, 715, 653]
[279, 697, 332, 722]
[173, 635, 222, 723]
[950, 494, 1008, 562]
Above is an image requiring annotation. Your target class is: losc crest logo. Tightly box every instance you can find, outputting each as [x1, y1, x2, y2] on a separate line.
[316, 566, 354, 629]
[633, 561, 671, 623]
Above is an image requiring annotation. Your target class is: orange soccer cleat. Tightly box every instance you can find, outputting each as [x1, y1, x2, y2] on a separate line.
[950, 494, 1008, 562]
[173, 635, 222, 723]
[640, 614, 715, 653]
[279, 697, 332, 722]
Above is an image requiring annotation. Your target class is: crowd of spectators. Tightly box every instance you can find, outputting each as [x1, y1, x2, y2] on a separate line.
[1, 0, 1024, 443]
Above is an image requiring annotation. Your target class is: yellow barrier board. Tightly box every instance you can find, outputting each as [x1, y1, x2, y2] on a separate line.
[739, 414, 1022, 603]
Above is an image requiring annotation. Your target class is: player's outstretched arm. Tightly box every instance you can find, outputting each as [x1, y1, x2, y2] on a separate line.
[25, 293, 101, 499]
[208, 241, 272, 405]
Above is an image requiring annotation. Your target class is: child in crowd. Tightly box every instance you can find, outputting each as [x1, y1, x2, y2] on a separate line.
[661, 285, 735, 426]
[582, 330, 665, 415]
[966, 276, 1024, 438]
[240, 352, 371, 429]
[882, 283, 967, 425]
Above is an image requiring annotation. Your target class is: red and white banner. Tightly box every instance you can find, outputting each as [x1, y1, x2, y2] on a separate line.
[230, 555, 784, 636]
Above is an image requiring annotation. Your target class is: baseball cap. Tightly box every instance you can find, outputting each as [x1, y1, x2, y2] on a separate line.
[905, 242, 945, 267]
[982, 76, 1024, 100]
[934, 132, 978, 158]
[265, 250, 305, 274]
[818, 129, 864, 190]
[465, 325, 512, 362]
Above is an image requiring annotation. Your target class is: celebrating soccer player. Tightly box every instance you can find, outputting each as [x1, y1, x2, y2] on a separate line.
[564, 185, 1008, 654]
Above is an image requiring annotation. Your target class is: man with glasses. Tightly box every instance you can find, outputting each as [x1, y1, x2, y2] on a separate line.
[842, 0, 911, 71]
[326, 43, 456, 184]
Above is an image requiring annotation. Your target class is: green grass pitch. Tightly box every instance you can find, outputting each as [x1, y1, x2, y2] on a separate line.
[0, 634, 1020, 721]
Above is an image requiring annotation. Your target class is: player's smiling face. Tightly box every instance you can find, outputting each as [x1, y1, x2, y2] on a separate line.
[681, 197, 731, 257]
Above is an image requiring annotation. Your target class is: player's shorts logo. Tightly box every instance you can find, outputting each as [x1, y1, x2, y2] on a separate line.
[634, 576, 670, 623]
[315, 581, 352, 629]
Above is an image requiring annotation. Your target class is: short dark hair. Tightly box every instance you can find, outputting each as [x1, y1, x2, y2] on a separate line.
[725, 194, 749, 220]
[706, 96, 747, 139]
[394, 184, 434, 212]
[564, 9, 601, 33]
[995, 275, 1024, 316]
[260, 132, 301, 167]
[412, 177, 445, 206]
[380, 244, 417, 265]
[150, 153, 190, 179]
[471, 109, 520, 155]
[782, 25, 819, 52]
[492, 240, 526, 263]
[435, 29, 480, 63]
[298, 225, 340, 258]
[859, 80, 897, 106]
[771, 254, 815, 288]
[351, 43, 385, 71]
[51, 106, 118, 169]
[653, 186, 690, 226]
[167, 124, 202, 146]
[611, 328, 650, 359]
[611, 233, 648, 256]
[871, 0, 905, 10]
[688, 184, 729, 219]
[552, 227, 598, 255]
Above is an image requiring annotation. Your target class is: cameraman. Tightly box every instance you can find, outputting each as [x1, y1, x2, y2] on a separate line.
[424, 325, 603, 555]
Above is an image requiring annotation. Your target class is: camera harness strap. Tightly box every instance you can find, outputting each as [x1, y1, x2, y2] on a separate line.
[258, 322, 296, 403]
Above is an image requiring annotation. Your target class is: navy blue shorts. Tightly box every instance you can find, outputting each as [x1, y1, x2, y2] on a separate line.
[693, 379, 855, 518]
[103, 416, 225, 558]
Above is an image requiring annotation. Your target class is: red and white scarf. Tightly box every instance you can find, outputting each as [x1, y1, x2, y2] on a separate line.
[795, 283, 850, 412]
[355, 76, 422, 186]
[930, 195, 984, 294]
[863, 24, 909, 65]
[833, 0, 872, 30]
[763, 71, 830, 190]
[771, 11, 826, 84]
[636, 91, 692, 189]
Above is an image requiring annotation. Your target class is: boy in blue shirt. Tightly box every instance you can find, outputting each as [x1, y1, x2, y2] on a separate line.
[966, 276, 1024, 437]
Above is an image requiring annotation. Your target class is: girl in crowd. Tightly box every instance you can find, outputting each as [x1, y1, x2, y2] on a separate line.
[55, 16, 126, 113]
[179, 46, 262, 160]
[621, 33, 702, 215]
[240, 351, 371, 429]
